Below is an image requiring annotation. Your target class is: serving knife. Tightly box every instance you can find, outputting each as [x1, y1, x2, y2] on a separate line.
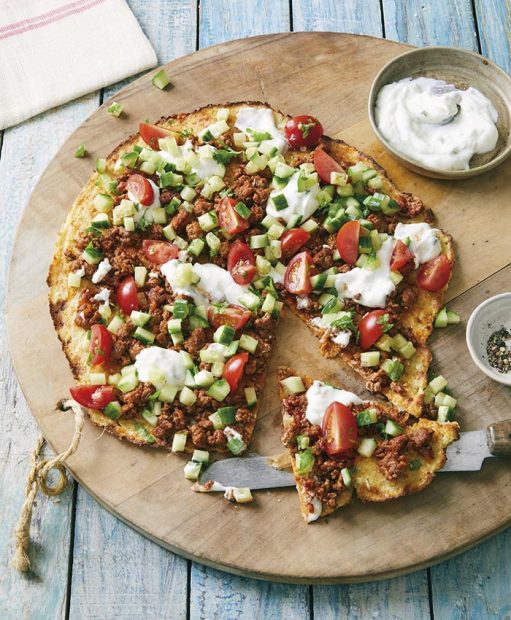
[198, 420, 511, 490]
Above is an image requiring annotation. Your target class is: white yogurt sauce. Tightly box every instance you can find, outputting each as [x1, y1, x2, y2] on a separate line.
[134, 347, 186, 387]
[375, 76, 498, 171]
[269, 267, 284, 284]
[267, 169, 321, 225]
[91, 258, 112, 284]
[161, 259, 248, 306]
[235, 107, 287, 153]
[306, 497, 323, 523]
[310, 316, 351, 349]
[393, 222, 441, 267]
[159, 140, 225, 180]
[305, 380, 362, 426]
[335, 237, 395, 308]
[92, 288, 111, 309]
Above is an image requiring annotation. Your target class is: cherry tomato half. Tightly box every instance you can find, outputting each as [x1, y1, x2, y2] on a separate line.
[358, 309, 390, 351]
[90, 324, 113, 366]
[313, 147, 344, 184]
[336, 220, 360, 265]
[322, 401, 358, 456]
[218, 196, 249, 235]
[280, 228, 311, 258]
[207, 304, 252, 330]
[391, 240, 414, 272]
[116, 275, 139, 316]
[139, 122, 174, 150]
[284, 251, 313, 295]
[126, 174, 154, 206]
[284, 115, 324, 149]
[223, 351, 249, 393]
[227, 240, 256, 285]
[417, 255, 452, 292]
[143, 240, 179, 264]
[70, 384, 117, 410]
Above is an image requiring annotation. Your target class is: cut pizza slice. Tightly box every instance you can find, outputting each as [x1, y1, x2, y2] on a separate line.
[278, 367, 459, 523]
[277, 138, 455, 417]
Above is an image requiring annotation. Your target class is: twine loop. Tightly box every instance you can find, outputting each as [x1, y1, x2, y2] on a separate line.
[11, 400, 84, 573]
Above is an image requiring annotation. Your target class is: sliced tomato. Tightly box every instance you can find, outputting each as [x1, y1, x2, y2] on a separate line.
[218, 196, 249, 235]
[222, 352, 249, 393]
[143, 240, 179, 264]
[391, 240, 414, 272]
[284, 251, 313, 295]
[313, 147, 344, 184]
[70, 384, 117, 410]
[417, 255, 452, 292]
[227, 240, 256, 285]
[358, 309, 391, 351]
[284, 115, 324, 149]
[90, 324, 113, 366]
[280, 228, 311, 258]
[208, 304, 252, 330]
[139, 122, 174, 150]
[322, 402, 358, 456]
[126, 173, 154, 206]
[116, 275, 139, 316]
[336, 220, 360, 265]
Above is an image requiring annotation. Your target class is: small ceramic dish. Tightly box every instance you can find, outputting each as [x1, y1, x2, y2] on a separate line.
[368, 46, 511, 180]
[466, 292, 511, 386]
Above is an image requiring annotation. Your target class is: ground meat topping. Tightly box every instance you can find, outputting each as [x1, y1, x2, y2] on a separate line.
[374, 434, 409, 480]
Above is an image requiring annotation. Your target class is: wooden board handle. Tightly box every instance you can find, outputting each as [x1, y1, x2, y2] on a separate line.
[486, 419, 511, 457]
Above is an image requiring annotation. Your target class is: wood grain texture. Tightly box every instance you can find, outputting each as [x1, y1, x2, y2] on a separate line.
[69, 488, 188, 620]
[382, 0, 478, 49]
[7, 33, 511, 584]
[0, 94, 99, 619]
[68, 2, 195, 618]
[292, 0, 383, 36]
[475, 0, 511, 72]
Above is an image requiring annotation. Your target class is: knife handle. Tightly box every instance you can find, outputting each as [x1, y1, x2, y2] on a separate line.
[486, 419, 511, 457]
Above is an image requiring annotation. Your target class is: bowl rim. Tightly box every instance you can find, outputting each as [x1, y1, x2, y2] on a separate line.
[465, 292, 511, 386]
[368, 45, 511, 178]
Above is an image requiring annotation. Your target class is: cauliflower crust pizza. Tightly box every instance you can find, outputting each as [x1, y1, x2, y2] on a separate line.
[48, 101, 457, 508]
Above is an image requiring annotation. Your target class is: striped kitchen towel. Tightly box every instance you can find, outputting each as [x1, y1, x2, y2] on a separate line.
[0, 0, 157, 130]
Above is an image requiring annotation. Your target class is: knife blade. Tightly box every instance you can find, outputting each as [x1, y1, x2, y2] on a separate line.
[198, 428, 502, 490]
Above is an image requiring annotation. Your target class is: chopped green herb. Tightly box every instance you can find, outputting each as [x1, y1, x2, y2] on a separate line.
[408, 459, 422, 471]
[213, 147, 239, 164]
[247, 128, 272, 142]
[376, 313, 394, 334]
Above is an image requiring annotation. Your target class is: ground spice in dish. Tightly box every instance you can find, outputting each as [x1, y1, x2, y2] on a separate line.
[486, 327, 511, 374]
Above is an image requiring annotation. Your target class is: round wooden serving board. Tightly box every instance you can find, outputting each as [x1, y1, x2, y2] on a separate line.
[7, 33, 511, 583]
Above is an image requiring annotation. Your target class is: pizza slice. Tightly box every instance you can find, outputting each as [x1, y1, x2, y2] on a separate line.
[278, 367, 459, 523]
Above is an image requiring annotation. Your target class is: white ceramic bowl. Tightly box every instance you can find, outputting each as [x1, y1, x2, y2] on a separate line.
[466, 292, 511, 386]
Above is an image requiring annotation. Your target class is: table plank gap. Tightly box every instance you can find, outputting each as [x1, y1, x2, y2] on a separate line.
[474, 0, 511, 72]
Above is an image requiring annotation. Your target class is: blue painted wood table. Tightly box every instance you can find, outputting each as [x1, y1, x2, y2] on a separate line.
[1, 1, 510, 618]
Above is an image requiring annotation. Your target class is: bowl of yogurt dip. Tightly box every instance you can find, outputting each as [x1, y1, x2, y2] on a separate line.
[368, 46, 511, 179]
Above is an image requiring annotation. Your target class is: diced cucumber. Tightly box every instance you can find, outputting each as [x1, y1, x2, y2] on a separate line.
[356, 408, 378, 426]
[434, 392, 457, 409]
[198, 211, 218, 232]
[423, 386, 435, 405]
[142, 409, 158, 427]
[434, 307, 448, 328]
[295, 449, 314, 475]
[68, 270, 83, 288]
[179, 386, 197, 406]
[347, 162, 368, 183]
[390, 334, 408, 351]
[310, 274, 327, 290]
[390, 270, 403, 286]
[234, 201, 251, 219]
[159, 384, 178, 403]
[94, 193, 114, 213]
[194, 369, 214, 388]
[301, 218, 318, 234]
[89, 372, 106, 385]
[214, 324, 235, 345]
[134, 266, 147, 288]
[399, 341, 416, 360]
[207, 379, 231, 401]
[275, 162, 295, 178]
[267, 223, 285, 240]
[341, 467, 352, 487]
[360, 351, 381, 367]
[209, 405, 236, 430]
[133, 326, 155, 344]
[192, 449, 210, 465]
[152, 68, 171, 90]
[296, 434, 310, 450]
[117, 373, 139, 393]
[357, 437, 377, 458]
[429, 375, 448, 394]
[239, 334, 258, 353]
[437, 405, 455, 423]
[82, 242, 102, 265]
[172, 299, 189, 320]
[381, 358, 405, 382]
[281, 376, 306, 394]
[130, 310, 151, 327]
[108, 373, 121, 386]
[239, 291, 261, 311]
[232, 488, 253, 503]
[375, 334, 393, 352]
[103, 401, 122, 420]
[244, 387, 257, 409]
[184, 461, 202, 481]
[249, 234, 268, 249]
[226, 437, 246, 455]
[446, 310, 460, 324]
[121, 364, 137, 376]
[206, 232, 221, 256]
[385, 419, 403, 437]
[188, 238, 205, 257]
[147, 368, 167, 389]
[172, 431, 188, 452]
[261, 214, 280, 229]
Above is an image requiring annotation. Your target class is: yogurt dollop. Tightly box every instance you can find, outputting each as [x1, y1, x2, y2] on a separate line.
[375, 77, 498, 171]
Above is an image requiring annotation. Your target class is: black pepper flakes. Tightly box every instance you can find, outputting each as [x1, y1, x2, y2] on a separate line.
[486, 327, 511, 374]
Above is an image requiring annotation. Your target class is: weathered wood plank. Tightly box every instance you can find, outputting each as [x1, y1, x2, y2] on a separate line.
[475, 0, 511, 71]
[430, 529, 511, 620]
[0, 93, 99, 619]
[199, 0, 290, 48]
[382, 0, 478, 49]
[191, 3, 312, 617]
[293, 0, 383, 36]
[68, 1, 195, 618]
[69, 489, 188, 620]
